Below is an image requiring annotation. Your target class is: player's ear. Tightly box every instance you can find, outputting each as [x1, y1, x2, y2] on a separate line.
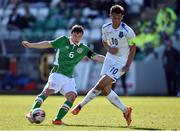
[121, 15, 124, 20]
[109, 13, 112, 18]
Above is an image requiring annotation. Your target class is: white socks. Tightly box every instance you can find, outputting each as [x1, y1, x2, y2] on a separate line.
[107, 90, 127, 113]
[79, 88, 127, 113]
[80, 88, 101, 107]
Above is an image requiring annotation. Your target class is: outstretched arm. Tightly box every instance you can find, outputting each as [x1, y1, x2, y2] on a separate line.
[22, 41, 53, 49]
[91, 54, 105, 63]
[122, 44, 136, 72]
[86, 50, 104, 63]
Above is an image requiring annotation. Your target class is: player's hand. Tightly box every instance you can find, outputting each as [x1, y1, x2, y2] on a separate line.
[22, 41, 31, 48]
[122, 65, 130, 72]
[108, 47, 119, 54]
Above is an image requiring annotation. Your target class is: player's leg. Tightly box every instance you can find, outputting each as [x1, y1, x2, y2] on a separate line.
[103, 62, 128, 112]
[71, 57, 111, 114]
[31, 73, 62, 110]
[26, 73, 61, 123]
[102, 63, 132, 126]
[71, 75, 112, 115]
[52, 91, 76, 125]
[103, 84, 132, 126]
[52, 78, 77, 125]
[26, 83, 55, 123]
[31, 83, 55, 110]
[103, 83, 128, 113]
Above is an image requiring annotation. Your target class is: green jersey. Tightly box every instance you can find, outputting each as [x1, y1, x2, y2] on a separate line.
[50, 36, 96, 77]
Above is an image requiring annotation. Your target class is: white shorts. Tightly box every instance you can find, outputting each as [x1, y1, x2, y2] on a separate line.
[101, 57, 126, 81]
[44, 72, 77, 95]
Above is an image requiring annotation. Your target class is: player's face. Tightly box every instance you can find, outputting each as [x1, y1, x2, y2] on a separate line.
[71, 32, 83, 45]
[110, 13, 124, 27]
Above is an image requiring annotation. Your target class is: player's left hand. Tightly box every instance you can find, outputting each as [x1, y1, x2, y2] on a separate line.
[122, 65, 130, 72]
[22, 41, 30, 48]
[109, 47, 119, 54]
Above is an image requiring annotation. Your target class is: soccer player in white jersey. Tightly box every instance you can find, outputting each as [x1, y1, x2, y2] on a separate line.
[71, 5, 136, 126]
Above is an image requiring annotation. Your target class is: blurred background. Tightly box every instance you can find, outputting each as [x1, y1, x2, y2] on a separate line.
[0, 0, 179, 96]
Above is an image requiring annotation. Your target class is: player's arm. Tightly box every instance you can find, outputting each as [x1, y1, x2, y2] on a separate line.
[87, 50, 104, 63]
[22, 41, 53, 49]
[122, 27, 136, 72]
[122, 43, 136, 72]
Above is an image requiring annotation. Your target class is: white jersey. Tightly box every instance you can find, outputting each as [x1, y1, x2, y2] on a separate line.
[102, 22, 136, 62]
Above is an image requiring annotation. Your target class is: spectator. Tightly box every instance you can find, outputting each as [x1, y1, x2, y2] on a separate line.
[177, 50, 180, 95]
[156, 3, 177, 40]
[8, 4, 36, 29]
[68, 8, 89, 28]
[162, 38, 179, 96]
[21, 3, 36, 28]
[8, 6, 22, 28]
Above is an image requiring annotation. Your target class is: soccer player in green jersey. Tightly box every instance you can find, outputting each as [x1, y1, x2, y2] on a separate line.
[22, 25, 104, 125]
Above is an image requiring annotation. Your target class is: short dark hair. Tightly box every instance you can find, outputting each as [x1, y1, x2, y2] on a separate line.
[110, 5, 124, 15]
[71, 25, 84, 34]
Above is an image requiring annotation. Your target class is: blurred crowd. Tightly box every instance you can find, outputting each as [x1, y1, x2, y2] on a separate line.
[0, 0, 179, 54]
[0, 0, 179, 56]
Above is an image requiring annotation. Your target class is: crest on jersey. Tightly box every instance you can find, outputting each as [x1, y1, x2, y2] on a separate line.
[77, 48, 83, 54]
[119, 31, 124, 38]
[65, 46, 69, 49]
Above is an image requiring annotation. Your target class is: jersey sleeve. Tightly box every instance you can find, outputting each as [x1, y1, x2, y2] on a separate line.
[50, 36, 66, 48]
[102, 28, 108, 42]
[126, 27, 136, 45]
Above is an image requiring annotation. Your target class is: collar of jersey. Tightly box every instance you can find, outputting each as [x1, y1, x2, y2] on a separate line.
[69, 37, 80, 46]
[112, 22, 122, 30]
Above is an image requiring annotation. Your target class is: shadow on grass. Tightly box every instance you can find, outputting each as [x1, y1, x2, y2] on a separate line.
[129, 126, 162, 130]
[32, 123, 126, 128]
[68, 124, 163, 130]
[66, 124, 127, 129]
[31, 124, 162, 130]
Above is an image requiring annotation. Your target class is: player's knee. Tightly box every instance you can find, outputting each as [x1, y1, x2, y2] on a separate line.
[65, 92, 77, 103]
[95, 76, 113, 91]
[43, 88, 55, 97]
[102, 87, 111, 96]
[95, 81, 105, 91]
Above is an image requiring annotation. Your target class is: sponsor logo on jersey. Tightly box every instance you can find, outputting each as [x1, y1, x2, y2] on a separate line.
[119, 31, 123, 38]
[77, 48, 83, 54]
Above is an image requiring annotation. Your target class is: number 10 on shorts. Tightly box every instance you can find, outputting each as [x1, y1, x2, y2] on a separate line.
[110, 67, 118, 75]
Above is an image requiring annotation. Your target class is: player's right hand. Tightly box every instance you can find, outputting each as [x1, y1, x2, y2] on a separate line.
[108, 47, 119, 54]
[22, 41, 30, 48]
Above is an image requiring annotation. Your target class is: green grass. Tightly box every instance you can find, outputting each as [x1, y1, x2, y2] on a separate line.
[0, 95, 180, 130]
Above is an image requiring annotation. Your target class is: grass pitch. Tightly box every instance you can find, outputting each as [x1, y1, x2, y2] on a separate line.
[0, 95, 180, 130]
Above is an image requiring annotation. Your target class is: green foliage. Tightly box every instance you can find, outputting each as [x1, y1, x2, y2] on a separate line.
[0, 96, 180, 130]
